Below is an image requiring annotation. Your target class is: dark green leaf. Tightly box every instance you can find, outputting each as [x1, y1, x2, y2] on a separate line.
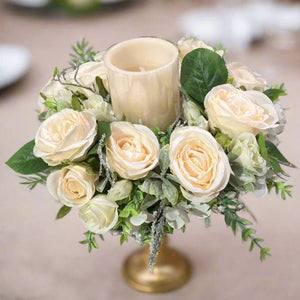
[257, 133, 268, 161]
[87, 142, 99, 155]
[96, 76, 108, 98]
[180, 48, 228, 104]
[264, 84, 286, 101]
[97, 121, 111, 146]
[56, 205, 72, 219]
[6, 140, 49, 175]
[265, 140, 296, 168]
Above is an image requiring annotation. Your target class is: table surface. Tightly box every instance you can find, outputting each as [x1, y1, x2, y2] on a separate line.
[1, 1, 300, 299]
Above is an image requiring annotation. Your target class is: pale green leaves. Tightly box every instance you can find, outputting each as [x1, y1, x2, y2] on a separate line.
[159, 145, 170, 175]
[139, 178, 178, 205]
[180, 48, 228, 105]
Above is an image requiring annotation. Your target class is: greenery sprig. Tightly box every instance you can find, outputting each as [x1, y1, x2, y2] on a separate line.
[79, 231, 104, 253]
[69, 38, 97, 67]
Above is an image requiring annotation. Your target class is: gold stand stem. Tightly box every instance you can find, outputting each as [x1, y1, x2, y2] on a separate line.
[122, 236, 192, 293]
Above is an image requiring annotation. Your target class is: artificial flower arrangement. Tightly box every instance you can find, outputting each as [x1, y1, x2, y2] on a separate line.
[6, 37, 295, 270]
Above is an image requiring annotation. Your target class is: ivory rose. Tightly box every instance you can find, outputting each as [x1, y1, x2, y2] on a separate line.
[204, 84, 278, 138]
[169, 127, 231, 203]
[106, 122, 160, 180]
[227, 62, 267, 91]
[38, 80, 72, 113]
[228, 132, 268, 177]
[34, 109, 97, 166]
[78, 194, 118, 234]
[177, 38, 224, 60]
[66, 61, 108, 96]
[47, 164, 98, 207]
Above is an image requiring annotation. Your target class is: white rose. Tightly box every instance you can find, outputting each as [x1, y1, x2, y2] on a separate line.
[38, 80, 72, 113]
[34, 109, 97, 166]
[229, 132, 268, 177]
[47, 164, 98, 207]
[177, 37, 224, 60]
[169, 127, 231, 203]
[83, 94, 116, 122]
[204, 84, 279, 138]
[67, 61, 109, 96]
[107, 180, 133, 202]
[78, 194, 118, 234]
[183, 101, 208, 130]
[106, 122, 160, 180]
[227, 62, 267, 91]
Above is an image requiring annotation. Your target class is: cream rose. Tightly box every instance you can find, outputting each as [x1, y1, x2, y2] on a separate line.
[78, 194, 118, 234]
[227, 62, 267, 91]
[106, 122, 160, 180]
[204, 84, 279, 138]
[34, 109, 97, 166]
[47, 164, 98, 207]
[229, 132, 268, 177]
[177, 38, 224, 60]
[169, 127, 231, 203]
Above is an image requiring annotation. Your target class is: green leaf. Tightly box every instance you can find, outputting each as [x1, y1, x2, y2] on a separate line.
[257, 133, 268, 162]
[162, 178, 178, 205]
[180, 48, 228, 104]
[260, 247, 271, 261]
[40, 92, 47, 101]
[97, 121, 111, 146]
[265, 141, 296, 168]
[6, 140, 49, 175]
[242, 228, 256, 241]
[56, 205, 72, 219]
[96, 178, 108, 193]
[71, 95, 82, 111]
[159, 145, 170, 175]
[264, 83, 286, 101]
[215, 129, 231, 149]
[52, 66, 59, 78]
[96, 76, 108, 98]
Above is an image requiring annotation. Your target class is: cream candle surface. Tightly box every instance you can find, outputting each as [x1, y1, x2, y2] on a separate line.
[104, 37, 180, 130]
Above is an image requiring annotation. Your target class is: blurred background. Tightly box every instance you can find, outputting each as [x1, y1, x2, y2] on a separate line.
[1, 0, 300, 299]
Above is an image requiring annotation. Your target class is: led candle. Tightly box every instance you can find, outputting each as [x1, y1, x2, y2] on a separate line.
[104, 37, 180, 130]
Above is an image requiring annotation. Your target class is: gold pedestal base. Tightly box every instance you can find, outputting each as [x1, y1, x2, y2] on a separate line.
[122, 237, 192, 293]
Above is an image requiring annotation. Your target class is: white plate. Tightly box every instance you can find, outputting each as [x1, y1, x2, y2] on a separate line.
[0, 45, 31, 90]
[6, 0, 49, 7]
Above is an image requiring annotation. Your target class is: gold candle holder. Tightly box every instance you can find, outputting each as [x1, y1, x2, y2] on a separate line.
[122, 236, 192, 293]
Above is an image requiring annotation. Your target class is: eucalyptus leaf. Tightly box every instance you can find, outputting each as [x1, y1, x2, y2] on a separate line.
[159, 145, 170, 175]
[162, 178, 178, 205]
[180, 48, 228, 104]
[139, 179, 163, 198]
[6, 140, 49, 175]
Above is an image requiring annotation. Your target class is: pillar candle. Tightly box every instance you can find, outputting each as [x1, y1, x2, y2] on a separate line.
[104, 37, 180, 130]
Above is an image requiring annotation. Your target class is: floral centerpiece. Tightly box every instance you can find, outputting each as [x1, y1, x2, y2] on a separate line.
[6, 37, 295, 270]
